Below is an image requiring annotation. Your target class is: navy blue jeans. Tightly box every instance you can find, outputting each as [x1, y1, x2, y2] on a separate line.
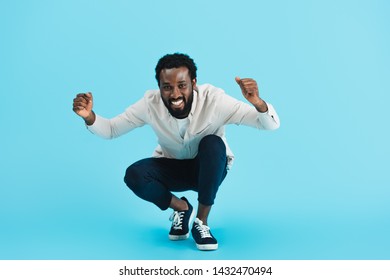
[124, 135, 228, 210]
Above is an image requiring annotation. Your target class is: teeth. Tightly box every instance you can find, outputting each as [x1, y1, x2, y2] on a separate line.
[171, 99, 183, 106]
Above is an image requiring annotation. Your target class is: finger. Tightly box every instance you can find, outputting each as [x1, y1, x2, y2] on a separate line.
[73, 101, 88, 109]
[239, 79, 257, 87]
[74, 94, 91, 103]
[73, 101, 87, 109]
[84, 92, 93, 103]
[73, 106, 86, 113]
[73, 98, 88, 107]
[76, 92, 92, 101]
[240, 80, 258, 91]
[76, 93, 88, 98]
[235, 76, 246, 92]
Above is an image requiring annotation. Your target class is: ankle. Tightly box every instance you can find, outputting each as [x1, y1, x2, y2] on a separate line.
[179, 199, 189, 211]
[196, 217, 208, 226]
[170, 197, 189, 211]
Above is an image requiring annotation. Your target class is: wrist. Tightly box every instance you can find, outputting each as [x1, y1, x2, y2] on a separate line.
[253, 99, 268, 113]
[83, 111, 96, 126]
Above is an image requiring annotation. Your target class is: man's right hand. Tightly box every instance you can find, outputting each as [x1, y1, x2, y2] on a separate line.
[73, 92, 96, 125]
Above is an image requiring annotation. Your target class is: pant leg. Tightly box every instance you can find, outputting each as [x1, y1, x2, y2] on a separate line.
[194, 135, 228, 206]
[124, 158, 196, 210]
[123, 135, 228, 210]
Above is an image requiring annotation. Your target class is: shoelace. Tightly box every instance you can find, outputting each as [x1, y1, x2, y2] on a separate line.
[169, 211, 185, 230]
[194, 221, 212, 238]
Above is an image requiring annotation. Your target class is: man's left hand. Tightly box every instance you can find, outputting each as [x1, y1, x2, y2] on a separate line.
[235, 77, 268, 113]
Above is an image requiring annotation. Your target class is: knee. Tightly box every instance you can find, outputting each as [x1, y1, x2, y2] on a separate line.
[124, 164, 142, 190]
[199, 135, 226, 153]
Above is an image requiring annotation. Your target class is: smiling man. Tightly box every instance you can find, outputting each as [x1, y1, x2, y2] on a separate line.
[72, 53, 280, 250]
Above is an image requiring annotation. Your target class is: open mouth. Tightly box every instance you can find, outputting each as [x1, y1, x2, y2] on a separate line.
[170, 98, 184, 109]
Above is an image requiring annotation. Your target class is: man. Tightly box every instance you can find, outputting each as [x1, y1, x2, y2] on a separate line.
[72, 53, 280, 251]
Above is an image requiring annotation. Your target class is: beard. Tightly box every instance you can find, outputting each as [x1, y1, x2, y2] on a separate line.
[162, 89, 194, 119]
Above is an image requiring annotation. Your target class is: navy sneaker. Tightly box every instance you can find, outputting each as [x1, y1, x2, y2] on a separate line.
[191, 218, 218, 250]
[168, 197, 194, 240]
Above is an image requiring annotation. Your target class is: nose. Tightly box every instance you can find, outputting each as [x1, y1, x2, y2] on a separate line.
[171, 86, 181, 98]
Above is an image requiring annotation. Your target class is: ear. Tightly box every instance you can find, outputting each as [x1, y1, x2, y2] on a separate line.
[192, 79, 198, 92]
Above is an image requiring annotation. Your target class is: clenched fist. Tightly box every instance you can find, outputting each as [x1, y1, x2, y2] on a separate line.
[235, 77, 268, 113]
[72, 92, 96, 125]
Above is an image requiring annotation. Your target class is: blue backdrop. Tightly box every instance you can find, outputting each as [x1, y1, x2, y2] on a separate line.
[1, 0, 389, 259]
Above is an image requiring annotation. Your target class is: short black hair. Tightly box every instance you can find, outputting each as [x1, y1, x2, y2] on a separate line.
[155, 53, 197, 85]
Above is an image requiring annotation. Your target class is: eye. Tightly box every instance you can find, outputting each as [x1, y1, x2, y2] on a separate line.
[178, 83, 187, 89]
[163, 85, 172, 91]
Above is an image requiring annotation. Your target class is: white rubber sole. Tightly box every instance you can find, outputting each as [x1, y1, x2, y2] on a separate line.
[169, 233, 190, 241]
[196, 243, 218, 251]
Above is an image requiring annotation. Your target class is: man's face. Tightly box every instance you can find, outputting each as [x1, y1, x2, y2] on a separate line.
[159, 67, 196, 119]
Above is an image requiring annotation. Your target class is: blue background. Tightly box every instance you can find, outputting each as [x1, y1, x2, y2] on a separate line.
[1, 0, 389, 260]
